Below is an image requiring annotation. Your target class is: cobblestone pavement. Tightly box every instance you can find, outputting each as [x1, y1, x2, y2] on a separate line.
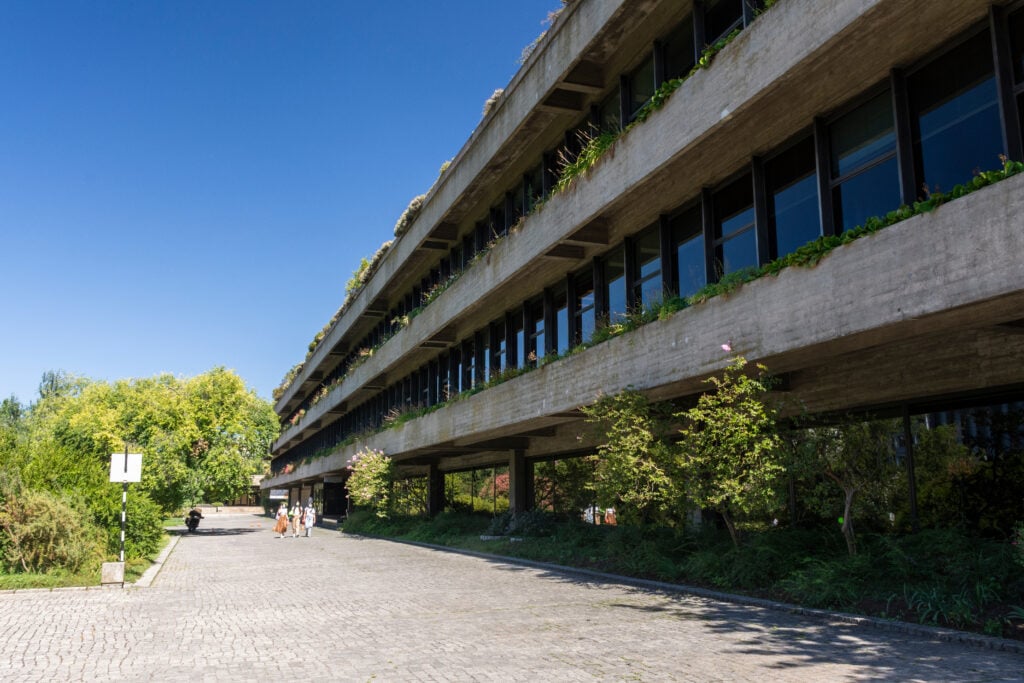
[1, 514, 1022, 682]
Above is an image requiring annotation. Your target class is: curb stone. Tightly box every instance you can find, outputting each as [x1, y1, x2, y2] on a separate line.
[347, 531, 1024, 656]
[133, 534, 180, 588]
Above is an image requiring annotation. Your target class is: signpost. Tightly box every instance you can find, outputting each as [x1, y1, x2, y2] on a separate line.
[102, 448, 142, 586]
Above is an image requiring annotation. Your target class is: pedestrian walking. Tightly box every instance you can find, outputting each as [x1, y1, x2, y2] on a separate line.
[273, 502, 289, 538]
[304, 503, 316, 537]
[290, 501, 302, 538]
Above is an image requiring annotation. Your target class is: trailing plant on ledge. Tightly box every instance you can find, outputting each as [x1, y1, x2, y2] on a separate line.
[278, 157, 1024, 469]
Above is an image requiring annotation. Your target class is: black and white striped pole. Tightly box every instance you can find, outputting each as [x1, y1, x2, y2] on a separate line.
[120, 445, 128, 563]
[104, 448, 142, 586]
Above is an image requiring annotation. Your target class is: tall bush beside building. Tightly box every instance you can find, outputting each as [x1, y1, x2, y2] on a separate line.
[347, 448, 393, 518]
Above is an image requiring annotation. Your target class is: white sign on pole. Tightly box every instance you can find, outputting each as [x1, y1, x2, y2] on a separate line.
[109, 453, 143, 483]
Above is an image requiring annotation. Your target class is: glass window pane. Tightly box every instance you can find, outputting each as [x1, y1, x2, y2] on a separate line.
[634, 228, 662, 306]
[722, 229, 757, 274]
[525, 164, 544, 212]
[833, 156, 900, 230]
[629, 57, 656, 117]
[605, 249, 627, 323]
[557, 305, 569, 354]
[765, 137, 820, 258]
[714, 175, 756, 276]
[910, 30, 1001, 194]
[1009, 7, 1024, 83]
[671, 206, 705, 298]
[598, 87, 621, 133]
[575, 270, 595, 344]
[664, 16, 695, 80]
[830, 90, 896, 178]
[705, 0, 743, 45]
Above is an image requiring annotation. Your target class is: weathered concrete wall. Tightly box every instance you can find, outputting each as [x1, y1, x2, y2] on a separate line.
[264, 170, 1024, 488]
[274, 0, 632, 413]
[273, 0, 995, 451]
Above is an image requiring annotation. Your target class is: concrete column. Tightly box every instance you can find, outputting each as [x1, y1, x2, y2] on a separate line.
[509, 449, 533, 514]
[427, 463, 445, 517]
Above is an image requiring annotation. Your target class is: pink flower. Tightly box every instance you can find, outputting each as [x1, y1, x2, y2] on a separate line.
[721, 342, 732, 352]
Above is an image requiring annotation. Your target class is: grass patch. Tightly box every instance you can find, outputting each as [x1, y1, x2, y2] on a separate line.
[0, 532, 173, 589]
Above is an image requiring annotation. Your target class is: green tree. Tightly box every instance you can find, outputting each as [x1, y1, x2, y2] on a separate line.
[582, 390, 680, 525]
[346, 448, 393, 518]
[676, 357, 782, 547]
[792, 418, 900, 555]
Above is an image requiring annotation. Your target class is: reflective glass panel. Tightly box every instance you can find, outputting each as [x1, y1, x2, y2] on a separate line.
[664, 16, 696, 80]
[1009, 7, 1024, 83]
[598, 87, 621, 133]
[833, 156, 900, 230]
[765, 137, 820, 258]
[671, 205, 705, 298]
[910, 30, 1001, 194]
[575, 270, 596, 344]
[705, 0, 743, 45]
[714, 175, 757, 276]
[830, 91, 896, 178]
[629, 57, 656, 118]
[605, 249, 627, 323]
[633, 228, 662, 306]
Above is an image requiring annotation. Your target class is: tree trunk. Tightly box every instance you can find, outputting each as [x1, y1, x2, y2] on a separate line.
[721, 509, 740, 548]
[841, 487, 857, 556]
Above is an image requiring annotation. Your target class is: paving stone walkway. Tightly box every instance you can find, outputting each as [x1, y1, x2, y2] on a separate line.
[0, 513, 1021, 681]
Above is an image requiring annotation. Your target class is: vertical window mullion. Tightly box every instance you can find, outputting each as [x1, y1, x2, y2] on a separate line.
[505, 310, 519, 370]
[694, 2, 707, 56]
[566, 273, 579, 347]
[618, 74, 630, 132]
[812, 117, 836, 238]
[474, 331, 486, 386]
[742, 0, 756, 28]
[624, 236, 638, 310]
[659, 215, 676, 297]
[592, 256, 607, 320]
[543, 288, 556, 357]
[751, 157, 770, 264]
[991, 5, 1024, 161]
[890, 69, 918, 206]
[700, 188, 717, 283]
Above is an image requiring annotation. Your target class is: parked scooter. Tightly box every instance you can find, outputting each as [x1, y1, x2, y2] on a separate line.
[184, 507, 204, 532]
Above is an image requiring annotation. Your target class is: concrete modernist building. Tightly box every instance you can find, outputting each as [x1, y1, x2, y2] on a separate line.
[265, 0, 1024, 518]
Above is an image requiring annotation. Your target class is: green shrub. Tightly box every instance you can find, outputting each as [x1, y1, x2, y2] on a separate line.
[486, 509, 557, 537]
[91, 490, 164, 559]
[0, 489, 104, 573]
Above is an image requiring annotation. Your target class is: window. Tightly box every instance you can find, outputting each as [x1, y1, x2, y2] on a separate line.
[765, 136, 820, 258]
[671, 205, 705, 298]
[663, 16, 696, 80]
[527, 301, 544, 364]
[491, 321, 507, 377]
[628, 56, 656, 120]
[704, 0, 743, 46]
[553, 287, 570, 355]
[574, 269, 596, 345]
[632, 227, 663, 307]
[909, 30, 1002, 195]
[713, 175, 758, 277]
[603, 248, 627, 323]
[596, 87, 621, 134]
[829, 90, 900, 231]
[525, 164, 544, 213]
[1008, 7, 1024, 83]
[512, 315, 526, 369]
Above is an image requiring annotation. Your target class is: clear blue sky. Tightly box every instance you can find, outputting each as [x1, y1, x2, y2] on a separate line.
[0, 1, 560, 405]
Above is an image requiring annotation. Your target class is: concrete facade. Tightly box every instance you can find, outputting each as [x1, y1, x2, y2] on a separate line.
[265, 0, 1024, 510]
